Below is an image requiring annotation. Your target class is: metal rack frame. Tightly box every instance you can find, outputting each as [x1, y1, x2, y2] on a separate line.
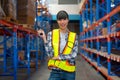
[0, 20, 39, 80]
[80, 0, 120, 80]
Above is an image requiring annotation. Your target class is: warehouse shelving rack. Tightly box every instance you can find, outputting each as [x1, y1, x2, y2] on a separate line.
[0, 20, 39, 80]
[0, 0, 51, 80]
[80, 0, 120, 80]
[34, 0, 51, 61]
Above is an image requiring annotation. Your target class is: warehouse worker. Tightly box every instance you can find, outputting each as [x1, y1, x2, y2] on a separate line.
[38, 10, 78, 80]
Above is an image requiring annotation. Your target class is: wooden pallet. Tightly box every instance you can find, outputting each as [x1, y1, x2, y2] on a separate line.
[2, 16, 18, 23]
[19, 24, 34, 29]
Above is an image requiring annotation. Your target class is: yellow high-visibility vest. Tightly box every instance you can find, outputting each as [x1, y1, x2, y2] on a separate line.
[48, 29, 76, 72]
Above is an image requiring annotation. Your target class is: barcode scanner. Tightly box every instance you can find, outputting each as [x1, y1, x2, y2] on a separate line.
[40, 33, 43, 35]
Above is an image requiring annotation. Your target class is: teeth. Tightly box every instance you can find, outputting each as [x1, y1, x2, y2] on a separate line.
[61, 24, 65, 26]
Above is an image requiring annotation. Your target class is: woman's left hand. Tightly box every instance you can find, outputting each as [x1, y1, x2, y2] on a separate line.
[52, 56, 59, 60]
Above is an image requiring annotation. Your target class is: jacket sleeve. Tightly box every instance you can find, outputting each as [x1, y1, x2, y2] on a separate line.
[44, 32, 54, 58]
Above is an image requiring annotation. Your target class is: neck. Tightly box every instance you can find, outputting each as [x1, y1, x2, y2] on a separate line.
[60, 28, 69, 33]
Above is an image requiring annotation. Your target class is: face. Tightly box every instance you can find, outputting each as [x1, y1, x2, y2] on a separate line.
[57, 18, 69, 30]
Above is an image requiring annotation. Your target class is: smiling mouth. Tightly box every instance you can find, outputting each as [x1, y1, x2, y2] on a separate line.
[60, 24, 66, 27]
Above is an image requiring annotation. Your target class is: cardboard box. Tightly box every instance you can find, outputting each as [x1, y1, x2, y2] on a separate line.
[30, 60, 41, 68]
[17, 0, 35, 25]
[102, 28, 107, 35]
[18, 51, 25, 60]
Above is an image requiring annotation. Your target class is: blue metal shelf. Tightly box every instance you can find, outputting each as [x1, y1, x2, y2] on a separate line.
[80, 0, 120, 79]
[0, 0, 51, 80]
[0, 20, 39, 80]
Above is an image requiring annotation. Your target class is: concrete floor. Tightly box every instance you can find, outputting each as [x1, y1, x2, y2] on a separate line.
[0, 54, 105, 80]
[28, 54, 105, 80]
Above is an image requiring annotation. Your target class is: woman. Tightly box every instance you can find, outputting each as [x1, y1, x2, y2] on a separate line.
[38, 10, 78, 80]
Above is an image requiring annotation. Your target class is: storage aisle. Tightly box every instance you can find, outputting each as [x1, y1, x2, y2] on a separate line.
[28, 54, 105, 80]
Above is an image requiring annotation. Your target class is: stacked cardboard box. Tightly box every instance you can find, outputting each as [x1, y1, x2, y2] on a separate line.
[0, 0, 17, 20]
[8, 0, 17, 19]
[17, 0, 36, 25]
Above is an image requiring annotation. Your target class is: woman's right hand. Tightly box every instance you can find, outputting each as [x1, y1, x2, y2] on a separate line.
[37, 29, 47, 43]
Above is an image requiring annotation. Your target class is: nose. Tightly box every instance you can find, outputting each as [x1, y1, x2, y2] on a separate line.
[60, 19, 65, 23]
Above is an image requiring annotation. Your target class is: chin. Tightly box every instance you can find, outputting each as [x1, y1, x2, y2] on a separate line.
[61, 28, 66, 30]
